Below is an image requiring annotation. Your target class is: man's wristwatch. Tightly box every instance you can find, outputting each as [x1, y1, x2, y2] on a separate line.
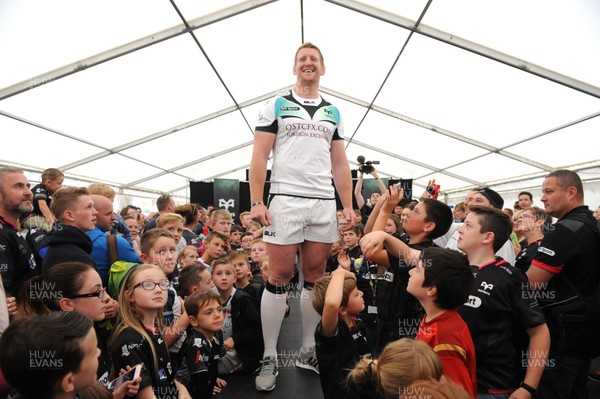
[519, 382, 537, 397]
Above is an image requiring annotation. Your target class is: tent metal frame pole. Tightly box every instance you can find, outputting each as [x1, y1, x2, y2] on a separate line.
[320, 87, 554, 173]
[0, 0, 278, 101]
[326, 0, 600, 99]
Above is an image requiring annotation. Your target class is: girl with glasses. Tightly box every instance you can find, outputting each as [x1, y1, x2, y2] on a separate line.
[16, 262, 140, 398]
[110, 264, 190, 399]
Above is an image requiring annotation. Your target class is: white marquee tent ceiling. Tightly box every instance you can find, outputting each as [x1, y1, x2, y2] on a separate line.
[1, 0, 599, 207]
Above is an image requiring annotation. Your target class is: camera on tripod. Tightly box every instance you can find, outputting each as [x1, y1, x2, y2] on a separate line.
[357, 155, 380, 175]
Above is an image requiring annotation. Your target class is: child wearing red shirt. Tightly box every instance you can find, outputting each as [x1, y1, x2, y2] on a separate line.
[407, 247, 477, 398]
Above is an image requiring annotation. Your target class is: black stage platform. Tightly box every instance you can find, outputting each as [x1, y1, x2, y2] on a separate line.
[218, 293, 323, 399]
[215, 292, 600, 399]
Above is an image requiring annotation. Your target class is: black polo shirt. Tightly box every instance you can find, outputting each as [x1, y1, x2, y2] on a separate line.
[531, 206, 600, 357]
[459, 257, 545, 393]
[0, 216, 39, 296]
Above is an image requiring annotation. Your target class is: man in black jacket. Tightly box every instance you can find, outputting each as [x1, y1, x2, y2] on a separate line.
[42, 186, 98, 272]
[0, 168, 39, 298]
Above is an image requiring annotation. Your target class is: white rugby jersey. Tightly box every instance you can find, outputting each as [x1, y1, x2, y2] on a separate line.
[255, 90, 344, 198]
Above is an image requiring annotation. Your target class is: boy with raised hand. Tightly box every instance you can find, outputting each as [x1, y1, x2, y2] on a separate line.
[361, 185, 453, 350]
[363, 205, 551, 398]
[408, 247, 477, 398]
[312, 267, 370, 399]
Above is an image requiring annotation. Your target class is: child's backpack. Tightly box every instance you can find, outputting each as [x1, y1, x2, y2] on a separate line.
[107, 260, 138, 299]
[106, 234, 138, 299]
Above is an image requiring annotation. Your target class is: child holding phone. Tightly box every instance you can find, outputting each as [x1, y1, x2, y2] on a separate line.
[110, 264, 190, 399]
[108, 364, 142, 392]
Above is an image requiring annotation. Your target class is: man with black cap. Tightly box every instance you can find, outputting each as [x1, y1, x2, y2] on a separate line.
[435, 187, 516, 265]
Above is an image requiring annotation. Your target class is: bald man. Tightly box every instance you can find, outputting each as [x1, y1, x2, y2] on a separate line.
[87, 194, 140, 286]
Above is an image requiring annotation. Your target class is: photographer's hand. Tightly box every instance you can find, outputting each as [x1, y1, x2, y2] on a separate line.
[354, 171, 365, 209]
[370, 167, 387, 195]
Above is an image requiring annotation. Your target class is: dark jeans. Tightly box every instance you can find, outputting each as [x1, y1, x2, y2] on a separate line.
[537, 349, 590, 399]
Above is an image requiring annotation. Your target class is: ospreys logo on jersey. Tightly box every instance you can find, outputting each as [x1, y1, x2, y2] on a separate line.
[481, 282, 494, 291]
[478, 281, 494, 296]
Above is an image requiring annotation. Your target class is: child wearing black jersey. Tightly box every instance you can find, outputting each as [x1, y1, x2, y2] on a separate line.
[363, 204, 551, 398]
[110, 264, 190, 399]
[230, 251, 262, 300]
[456, 206, 550, 398]
[360, 185, 453, 351]
[140, 228, 188, 378]
[182, 290, 227, 399]
[212, 258, 264, 374]
[312, 267, 370, 399]
[22, 167, 63, 225]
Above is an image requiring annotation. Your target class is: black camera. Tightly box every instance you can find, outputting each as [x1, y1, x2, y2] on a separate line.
[357, 155, 380, 175]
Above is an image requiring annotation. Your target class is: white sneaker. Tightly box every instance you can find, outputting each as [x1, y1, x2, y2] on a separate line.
[295, 347, 319, 374]
[255, 356, 278, 391]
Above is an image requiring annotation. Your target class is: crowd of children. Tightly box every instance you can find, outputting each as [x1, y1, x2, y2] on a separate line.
[1, 166, 600, 399]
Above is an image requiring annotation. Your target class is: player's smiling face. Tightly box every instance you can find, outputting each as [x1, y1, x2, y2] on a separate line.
[293, 48, 325, 81]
